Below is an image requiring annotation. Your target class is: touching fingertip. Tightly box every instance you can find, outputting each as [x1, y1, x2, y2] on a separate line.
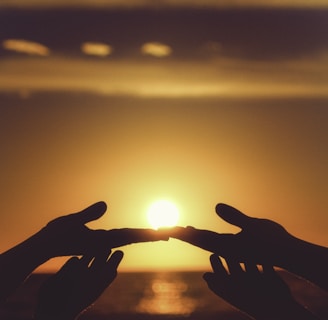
[114, 250, 124, 260]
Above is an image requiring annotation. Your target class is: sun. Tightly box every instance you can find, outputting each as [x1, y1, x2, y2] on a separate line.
[147, 200, 180, 229]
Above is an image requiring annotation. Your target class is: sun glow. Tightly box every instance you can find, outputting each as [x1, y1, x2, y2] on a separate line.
[147, 200, 180, 229]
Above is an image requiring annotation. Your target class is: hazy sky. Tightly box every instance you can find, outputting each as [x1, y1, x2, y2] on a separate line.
[0, 3, 327, 272]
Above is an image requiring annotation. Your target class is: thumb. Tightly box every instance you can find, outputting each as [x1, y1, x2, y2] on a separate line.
[215, 203, 252, 229]
[202, 272, 214, 284]
[71, 201, 107, 224]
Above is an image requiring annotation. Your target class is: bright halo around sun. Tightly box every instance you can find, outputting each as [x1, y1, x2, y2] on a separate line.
[147, 200, 180, 229]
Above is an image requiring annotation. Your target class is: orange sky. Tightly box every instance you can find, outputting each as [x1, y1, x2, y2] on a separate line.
[1, 98, 327, 272]
[0, 4, 327, 272]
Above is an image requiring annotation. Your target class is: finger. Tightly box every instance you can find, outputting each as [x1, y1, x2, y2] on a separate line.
[104, 228, 171, 247]
[168, 226, 235, 253]
[80, 255, 94, 267]
[226, 258, 244, 276]
[53, 257, 82, 285]
[58, 256, 80, 273]
[107, 250, 124, 270]
[244, 261, 260, 275]
[102, 251, 124, 284]
[209, 254, 228, 275]
[215, 203, 253, 229]
[203, 256, 228, 292]
[262, 264, 276, 275]
[70, 201, 107, 224]
[202, 272, 214, 283]
[203, 272, 219, 287]
[88, 250, 112, 270]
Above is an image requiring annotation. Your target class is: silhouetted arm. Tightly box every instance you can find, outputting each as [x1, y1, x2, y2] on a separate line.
[0, 201, 170, 302]
[0, 201, 106, 303]
[35, 250, 123, 320]
[203, 254, 319, 320]
[169, 204, 328, 291]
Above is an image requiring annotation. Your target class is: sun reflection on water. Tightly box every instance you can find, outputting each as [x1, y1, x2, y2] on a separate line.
[136, 273, 198, 315]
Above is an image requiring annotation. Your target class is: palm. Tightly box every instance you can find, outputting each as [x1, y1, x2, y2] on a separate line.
[220, 210, 296, 265]
[37, 202, 171, 258]
[204, 255, 294, 319]
[169, 204, 297, 267]
[35, 251, 123, 319]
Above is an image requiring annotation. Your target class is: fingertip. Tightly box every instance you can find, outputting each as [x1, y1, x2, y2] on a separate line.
[215, 203, 234, 221]
[159, 226, 185, 239]
[155, 228, 173, 241]
[203, 272, 217, 287]
[93, 201, 107, 213]
[80, 201, 107, 223]
[209, 253, 220, 267]
[215, 203, 250, 228]
[215, 203, 225, 214]
[111, 250, 124, 266]
[59, 256, 80, 273]
[115, 250, 124, 259]
[202, 272, 211, 281]
[215, 203, 236, 216]
[169, 226, 186, 232]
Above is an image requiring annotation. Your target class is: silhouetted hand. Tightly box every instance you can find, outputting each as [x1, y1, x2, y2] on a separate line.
[170, 204, 328, 290]
[203, 255, 319, 320]
[35, 250, 123, 320]
[36, 201, 170, 257]
[173, 204, 297, 263]
[0, 201, 170, 302]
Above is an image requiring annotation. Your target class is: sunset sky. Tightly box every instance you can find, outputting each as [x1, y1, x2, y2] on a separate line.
[0, 0, 327, 272]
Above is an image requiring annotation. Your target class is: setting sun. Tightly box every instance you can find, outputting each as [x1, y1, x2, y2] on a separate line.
[147, 200, 180, 229]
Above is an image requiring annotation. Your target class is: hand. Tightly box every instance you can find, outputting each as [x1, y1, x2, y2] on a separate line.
[169, 204, 328, 290]
[204, 255, 292, 319]
[37, 201, 170, 258]
[0, 201, 170, 302]
[35, 250, 124, 320]
[170, 203, 296, 265]
[203, 255, 318, 320]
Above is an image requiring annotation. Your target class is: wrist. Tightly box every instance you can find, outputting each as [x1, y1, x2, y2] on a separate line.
[25, 229, 53, 264]
[279, 236, 328, 290]
[0, 229, 51, 270]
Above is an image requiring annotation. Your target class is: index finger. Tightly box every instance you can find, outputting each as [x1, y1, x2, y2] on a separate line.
[104, 228, 172, 247]
[168, 226, 235, 253]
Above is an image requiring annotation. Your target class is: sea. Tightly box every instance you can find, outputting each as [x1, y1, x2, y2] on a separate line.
[1, 271, 327, 320]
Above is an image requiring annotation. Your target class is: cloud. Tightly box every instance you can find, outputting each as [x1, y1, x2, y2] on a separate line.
[81, 42, 113, 57]
[141, 42, 172, 58]
[0, 53, 327, 98]
[1, 9, 327, 62]
[2, 39, 50, 56]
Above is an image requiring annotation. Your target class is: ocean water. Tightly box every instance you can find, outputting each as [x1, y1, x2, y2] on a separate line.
[1, 271, 327, 320]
